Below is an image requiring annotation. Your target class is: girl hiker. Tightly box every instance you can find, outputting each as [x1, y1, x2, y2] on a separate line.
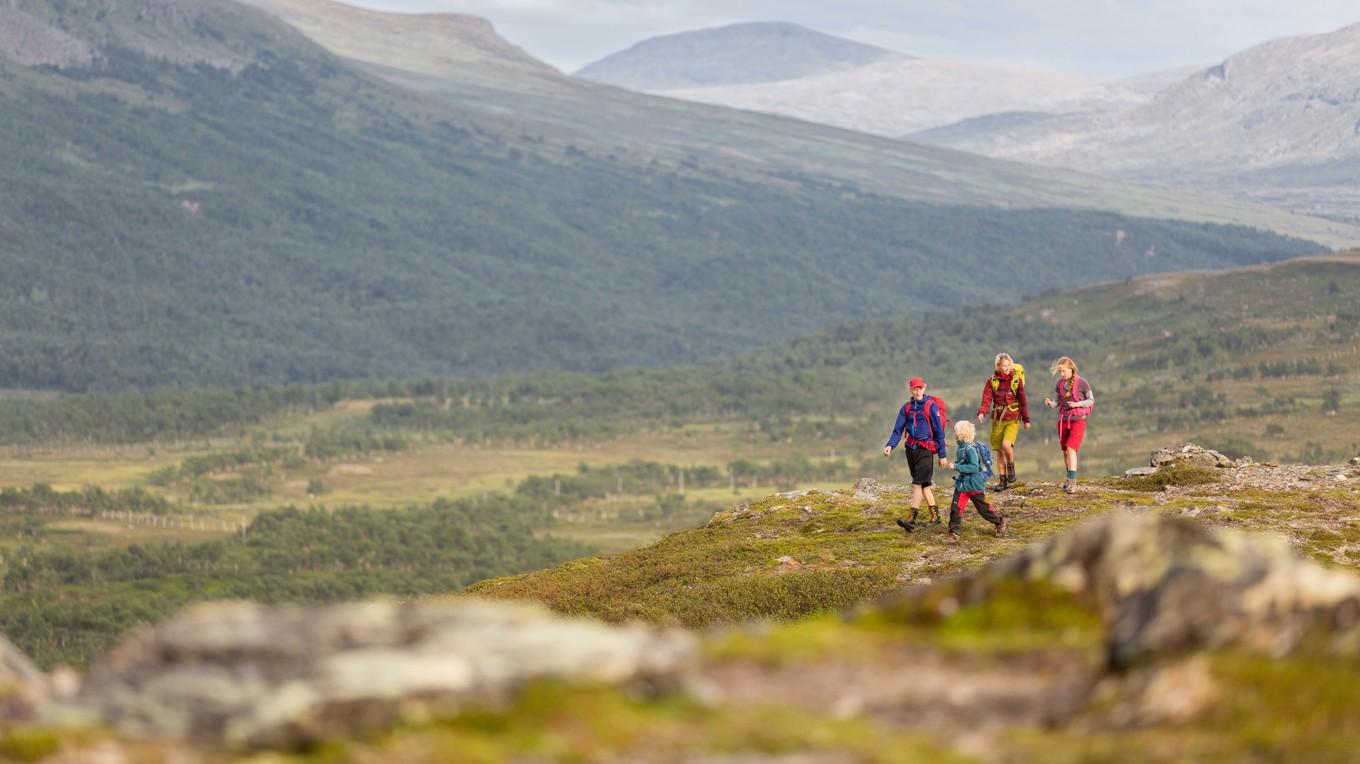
[943, 420, 1007, 543]
[976, 352, 1029, 491]
[1044, 357, 1094, 494]
[884, 376, 949, 532]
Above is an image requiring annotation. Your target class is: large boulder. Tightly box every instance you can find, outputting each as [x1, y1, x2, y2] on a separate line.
[65, 599, 695, 749]
[929, 514, 1360, 669]
[0, 634, 45, 722]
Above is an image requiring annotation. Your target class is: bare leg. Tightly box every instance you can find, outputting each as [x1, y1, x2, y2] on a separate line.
[1001, 440, 1016, 473]
[911, 484, 924, 510]
[922, 485, 935, 508]
[1066, 448, 1079, 472]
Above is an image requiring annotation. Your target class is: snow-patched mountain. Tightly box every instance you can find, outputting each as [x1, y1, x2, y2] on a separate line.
[917, 23, 1360, 221]
[575, 22, 903, 90]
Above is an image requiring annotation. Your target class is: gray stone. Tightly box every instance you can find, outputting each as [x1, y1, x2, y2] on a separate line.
[65, 599, 696, 748]
[1125, 467, 1159, 477]
[913, 514, 1360, 670]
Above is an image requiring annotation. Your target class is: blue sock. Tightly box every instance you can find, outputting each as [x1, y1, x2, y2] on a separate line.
[1066, 469, 1077, 480]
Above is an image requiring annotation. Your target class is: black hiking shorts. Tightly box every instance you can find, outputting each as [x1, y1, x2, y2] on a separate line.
[905, 445, 936, 487]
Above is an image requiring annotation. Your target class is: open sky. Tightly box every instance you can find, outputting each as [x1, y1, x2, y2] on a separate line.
[348, 0, 1359, 77]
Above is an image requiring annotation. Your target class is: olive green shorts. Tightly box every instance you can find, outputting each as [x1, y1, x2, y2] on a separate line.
[990, 419, 1021, 451]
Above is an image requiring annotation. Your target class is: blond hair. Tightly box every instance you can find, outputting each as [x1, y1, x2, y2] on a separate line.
[994, 352, 1012, 369]
[954, 420, 976, 442]
[1051, 356, 1078, 376]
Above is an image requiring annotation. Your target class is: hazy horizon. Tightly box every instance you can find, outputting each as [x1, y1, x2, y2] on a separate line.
[347, 0, 1358, 78]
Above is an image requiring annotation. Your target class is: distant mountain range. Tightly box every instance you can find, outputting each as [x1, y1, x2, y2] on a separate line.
[589, 20, 1360, 223]
[0, 0, 1343, 391]
[917, 23, 1360, 222]
[574, 21, 905, 90]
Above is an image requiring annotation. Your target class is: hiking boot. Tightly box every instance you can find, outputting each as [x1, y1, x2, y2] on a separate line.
[995, 515, 1009, 538]
[927, 506, 941, 525]
[895, 517, 916, 533]
[995, 475, 1009, 492]
[1063, 480, 1077, 494]
[943, 531, 960, 543]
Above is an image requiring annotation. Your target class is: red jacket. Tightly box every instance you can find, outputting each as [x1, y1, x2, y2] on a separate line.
[978, 373, 1029, 423]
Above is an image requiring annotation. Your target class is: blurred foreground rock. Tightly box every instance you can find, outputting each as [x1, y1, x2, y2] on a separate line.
[0, 634, 45, 722]
[63, 599, 695, 748]
[964, 514, 1360, 668]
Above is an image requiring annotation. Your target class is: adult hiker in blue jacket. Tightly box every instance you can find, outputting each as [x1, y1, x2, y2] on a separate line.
[883, 376, 948, 532]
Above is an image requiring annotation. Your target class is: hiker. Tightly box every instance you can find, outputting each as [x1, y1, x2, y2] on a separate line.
[1043, 356, 1094, 494]
[884, 376, 948, 532]
[976, 352, 1029, 490]
[944, 420, 1007, 543]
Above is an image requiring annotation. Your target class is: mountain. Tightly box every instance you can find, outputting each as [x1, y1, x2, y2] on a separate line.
[0, 0, 1346, 392]
[240, 0, 1359, 248]
[573, 21, 904, 90]
[654, 58, 1156, 137]
[916, 23, 1360, 222]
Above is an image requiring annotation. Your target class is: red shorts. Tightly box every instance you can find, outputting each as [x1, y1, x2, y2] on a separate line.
[1058, 418, 1087, 452]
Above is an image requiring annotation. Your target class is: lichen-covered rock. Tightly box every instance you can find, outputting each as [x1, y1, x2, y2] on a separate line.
[0, 633, 46, 722]
[943, 514, 1360, 669]
[64, 599, 695, 749]
[1151, 443, 1236, 469]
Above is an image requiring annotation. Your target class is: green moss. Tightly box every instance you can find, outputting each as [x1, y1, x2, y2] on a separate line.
[304, 680, 967, 764]
[0, 729, 60, 763]
[869, 578, 1103, 653]
[1119, 463, 1222, 492]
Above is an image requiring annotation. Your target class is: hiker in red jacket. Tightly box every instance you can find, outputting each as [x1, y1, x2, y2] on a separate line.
[976, 353, 1029, 491]
[884, 376, 949, 532]
[1044, 356, 1094, 494]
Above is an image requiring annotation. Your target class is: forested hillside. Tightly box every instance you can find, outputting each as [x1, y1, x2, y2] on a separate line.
[0, 0, 1329, 391]
[3, 253, 1356, 469]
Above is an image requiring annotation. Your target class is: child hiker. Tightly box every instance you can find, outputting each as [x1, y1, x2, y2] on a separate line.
[976, 352, 1029, 491]
[945, 420, 1007, 543]
[884, 376, 949, 532]
[1043, 356, 1094, 494]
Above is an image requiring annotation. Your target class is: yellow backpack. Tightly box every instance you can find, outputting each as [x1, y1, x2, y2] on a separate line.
[989, 363, 1025, 408]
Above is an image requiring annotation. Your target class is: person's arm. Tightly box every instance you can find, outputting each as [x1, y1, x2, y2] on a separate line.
[1018, 380, 1031, 424]
[884, 408, 907, 452]
[977, 379, 992, 421]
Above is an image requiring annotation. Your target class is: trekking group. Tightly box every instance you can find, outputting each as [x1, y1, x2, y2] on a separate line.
[883, 355, 1094, 543]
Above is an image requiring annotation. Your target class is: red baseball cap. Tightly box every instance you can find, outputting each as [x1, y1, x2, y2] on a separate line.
[908, 377, 926, 389]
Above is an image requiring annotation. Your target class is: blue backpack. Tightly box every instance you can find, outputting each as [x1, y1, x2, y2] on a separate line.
[963, 442, 995, 480]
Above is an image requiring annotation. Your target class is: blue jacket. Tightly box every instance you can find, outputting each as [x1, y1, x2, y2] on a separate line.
[953, 441, 987, 493]
[886, 397, 947, 458]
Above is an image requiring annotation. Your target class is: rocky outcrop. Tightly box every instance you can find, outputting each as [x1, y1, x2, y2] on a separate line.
[955, 514, 1360, 669]
[1149, 443, 1241, 469]
[63, 599, 695, 748]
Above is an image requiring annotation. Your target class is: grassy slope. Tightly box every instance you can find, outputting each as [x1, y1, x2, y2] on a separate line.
[465, 463, 1360, 627]
[12, 467, 1360, 762]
